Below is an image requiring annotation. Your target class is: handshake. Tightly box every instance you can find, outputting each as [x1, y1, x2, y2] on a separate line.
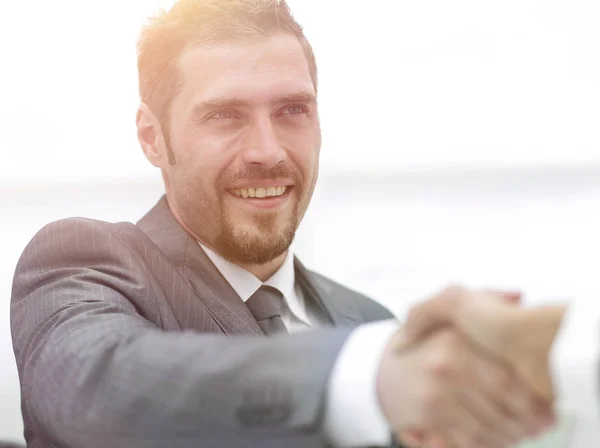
[377, 286, 566, 448]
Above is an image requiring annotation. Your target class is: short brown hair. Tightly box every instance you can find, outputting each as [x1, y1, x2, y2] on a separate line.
[136, 0, 318, 130]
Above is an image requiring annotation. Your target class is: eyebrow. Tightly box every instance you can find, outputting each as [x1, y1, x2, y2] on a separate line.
[191, 92, 317, 116]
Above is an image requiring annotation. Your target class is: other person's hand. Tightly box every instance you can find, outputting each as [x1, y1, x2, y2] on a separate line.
[403, 285, 566, 401]
[377, 325, 555, 448]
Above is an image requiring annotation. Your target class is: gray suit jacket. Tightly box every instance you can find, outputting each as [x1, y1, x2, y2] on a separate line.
[11, 196, 396, 448]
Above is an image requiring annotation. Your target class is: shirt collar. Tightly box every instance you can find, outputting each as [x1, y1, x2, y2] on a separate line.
[200, 243, 261, 302]
[263, 248, 296, 306]
[199, 243, 295, 304]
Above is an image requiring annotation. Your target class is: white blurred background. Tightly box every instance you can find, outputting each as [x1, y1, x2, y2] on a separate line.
[1, 0, 600, 445]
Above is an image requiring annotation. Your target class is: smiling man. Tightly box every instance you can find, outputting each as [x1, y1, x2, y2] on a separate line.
[10, 1, 552, 448]
[138, 30, 321, 278]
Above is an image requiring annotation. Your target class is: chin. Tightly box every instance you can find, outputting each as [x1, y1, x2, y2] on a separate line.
[219, 238, 292, 265]
[216, 223, 296, 265]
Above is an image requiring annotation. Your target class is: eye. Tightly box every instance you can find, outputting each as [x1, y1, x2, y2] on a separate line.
[209, 110, 235, 120]
[281, 105, 308, 116]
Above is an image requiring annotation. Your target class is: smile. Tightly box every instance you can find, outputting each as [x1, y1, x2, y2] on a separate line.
[230, 186, 288, 199]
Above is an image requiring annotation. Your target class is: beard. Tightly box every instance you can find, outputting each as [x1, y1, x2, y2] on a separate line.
[210, 163, 313, 265]
[171, 160, 317, 266]
[215, 204, 299, 265]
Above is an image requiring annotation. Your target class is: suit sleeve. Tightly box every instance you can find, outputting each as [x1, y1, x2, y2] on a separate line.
[10, 218, 354, 448]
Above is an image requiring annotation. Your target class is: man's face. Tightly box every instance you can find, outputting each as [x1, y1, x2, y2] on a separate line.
[163, 34, 321, 265]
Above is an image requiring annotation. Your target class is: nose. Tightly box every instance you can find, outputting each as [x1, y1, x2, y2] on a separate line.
[240, 116, 286, 168]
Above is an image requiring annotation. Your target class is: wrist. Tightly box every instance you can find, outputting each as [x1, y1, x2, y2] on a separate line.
[376, 326, 418, 433]
[516, 305, 567, 400]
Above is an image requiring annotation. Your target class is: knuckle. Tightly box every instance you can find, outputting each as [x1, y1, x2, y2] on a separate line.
[405, 307, 422, 325]
[434, 328, 460, 347]
[429, 353, 457, 378]
[464, 432, 481, 448]
[437, 331, 463, 356]
[427, 332, 465, 378]
[489, 368, 512, 390]
[420, 386, 443, 414]
[476, 434, 498, 448]
[442, 283, 468, 298]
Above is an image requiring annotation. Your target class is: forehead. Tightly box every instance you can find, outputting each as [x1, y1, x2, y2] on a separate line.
[177, 33, 315, 106]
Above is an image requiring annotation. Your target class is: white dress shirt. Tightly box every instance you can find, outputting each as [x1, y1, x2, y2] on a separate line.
[550, 300, 600, 423]
[200, 244, 398, 447]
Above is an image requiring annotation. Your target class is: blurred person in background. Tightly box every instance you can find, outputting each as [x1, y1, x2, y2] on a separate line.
[10, 1, 553, 447]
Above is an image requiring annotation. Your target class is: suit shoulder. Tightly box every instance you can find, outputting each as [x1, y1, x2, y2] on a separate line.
[15, 217, 144, 272]
[37, 216, 138, 236]
[12, 217, 154, 306]
[309, 271, 395, 321]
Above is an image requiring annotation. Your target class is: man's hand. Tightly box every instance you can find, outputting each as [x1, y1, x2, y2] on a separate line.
[402, 285, 567, 401]
[377, 326, 555, 448]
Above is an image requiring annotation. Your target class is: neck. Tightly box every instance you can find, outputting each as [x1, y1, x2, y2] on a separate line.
[241, 252, 288, 282]
[165, 193, 289, 282]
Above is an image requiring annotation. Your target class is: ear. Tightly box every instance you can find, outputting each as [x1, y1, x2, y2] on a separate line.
[136, 103, 170, 168]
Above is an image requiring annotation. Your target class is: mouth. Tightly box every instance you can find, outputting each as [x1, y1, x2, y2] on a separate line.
[230, 185, 288, 199]
[226, 185, 293, 210]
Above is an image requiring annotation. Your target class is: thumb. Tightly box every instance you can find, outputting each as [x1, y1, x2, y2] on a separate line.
[402, 292, 461, 346]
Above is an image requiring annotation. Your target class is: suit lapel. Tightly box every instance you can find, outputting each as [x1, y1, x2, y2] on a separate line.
[137, 196, 263, 336]
[137, 196, 362, 334]
[181, 243, 263, 335]
[294, 258, 363, 328]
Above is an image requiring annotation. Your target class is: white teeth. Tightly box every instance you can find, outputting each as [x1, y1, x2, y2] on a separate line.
[232, 186, 288, 198]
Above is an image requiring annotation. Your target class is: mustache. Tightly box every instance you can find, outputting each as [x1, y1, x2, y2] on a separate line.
[220, 164, 300, 185]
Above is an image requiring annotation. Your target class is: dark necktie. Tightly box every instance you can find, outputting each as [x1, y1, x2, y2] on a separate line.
[246, 285, 288, 336]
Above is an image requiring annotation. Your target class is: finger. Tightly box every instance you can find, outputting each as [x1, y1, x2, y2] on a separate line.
[478, 360, 532, 441]
[502, 377, 556, 438]
[423, 376, 488, 447]
[467, 353, 550, 442]
[449, 343, 529, 445]
[417, 434, 451, 448]
[495, 378, 551, 437]
[431, 400, 487, 448]
[456, 383, 524, 447]
[425, 434, 452, 448]
[398, 429, 425, 447]
[483, 289, 522, 304]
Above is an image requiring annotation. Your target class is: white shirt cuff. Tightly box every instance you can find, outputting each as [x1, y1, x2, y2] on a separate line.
[323, 319, 400, 447]
[549, 300, 600, 422]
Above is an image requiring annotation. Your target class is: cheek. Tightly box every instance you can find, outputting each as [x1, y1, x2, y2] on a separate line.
[172, 127, 233, 190]
[286, 121, 320, 159]
[296, 139, 320, 180]
[301, 122, 321, 164]
[167, 151, 219, 201]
